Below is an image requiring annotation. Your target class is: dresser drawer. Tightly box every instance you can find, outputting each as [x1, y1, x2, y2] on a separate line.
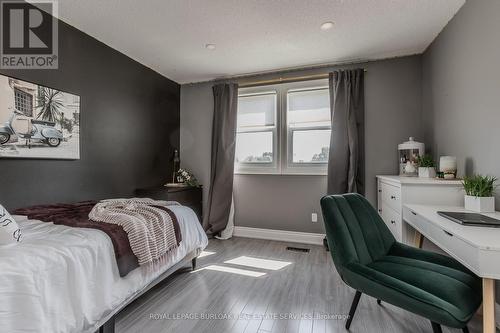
[380, 182, 401, 212]
[381, 205, 402, 242]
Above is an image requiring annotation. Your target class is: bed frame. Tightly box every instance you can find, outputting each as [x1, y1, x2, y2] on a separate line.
[93, 248, 201, 333]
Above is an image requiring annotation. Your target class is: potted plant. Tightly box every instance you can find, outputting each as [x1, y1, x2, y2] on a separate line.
[176, 168, 200, 187]
[417, 154, 436, 178]
[462, 175, 497, 212]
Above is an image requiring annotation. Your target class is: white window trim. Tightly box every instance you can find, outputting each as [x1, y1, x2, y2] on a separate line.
[235, 79, 330, 176]
[235, 88, 280, 174]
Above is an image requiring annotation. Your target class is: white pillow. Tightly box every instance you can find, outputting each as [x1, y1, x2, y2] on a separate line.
[0, 204, 22, 244]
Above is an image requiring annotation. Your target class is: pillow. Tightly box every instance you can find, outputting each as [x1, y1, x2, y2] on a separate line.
[0, 204, 22, 244]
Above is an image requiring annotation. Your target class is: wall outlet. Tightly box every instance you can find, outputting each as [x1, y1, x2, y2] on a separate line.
[311, 213, 318, 223]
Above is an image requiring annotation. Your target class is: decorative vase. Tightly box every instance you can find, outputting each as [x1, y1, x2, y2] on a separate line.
[464, 195, 495, 213]
[439, 156, 457, 179]
[418, 167, 436, 178]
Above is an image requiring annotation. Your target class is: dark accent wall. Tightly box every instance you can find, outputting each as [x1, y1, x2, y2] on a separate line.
[0, 17, 180, 209]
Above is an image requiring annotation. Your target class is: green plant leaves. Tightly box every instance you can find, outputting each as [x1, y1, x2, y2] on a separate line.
[462, 175, 497, 197]
[417, 154, 435, 168]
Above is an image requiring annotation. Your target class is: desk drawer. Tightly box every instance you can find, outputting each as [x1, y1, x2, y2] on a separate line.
[404, 207, 479, 273]
[380, 182, 401, 212]
[403, 208, 428, 235]
[426, 221, 478, 273]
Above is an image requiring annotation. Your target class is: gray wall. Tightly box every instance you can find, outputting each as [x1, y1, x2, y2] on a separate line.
[422, 0, 500, 303]
[422, 0, 500, 207]
[181, 55, 423, 233]
[0, 16, 180, 209]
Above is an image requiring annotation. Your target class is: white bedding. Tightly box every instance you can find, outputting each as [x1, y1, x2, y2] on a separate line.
[0, 205, 208, 333]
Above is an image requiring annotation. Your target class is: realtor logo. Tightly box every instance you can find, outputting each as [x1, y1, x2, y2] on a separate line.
[1, 0, 58, 69]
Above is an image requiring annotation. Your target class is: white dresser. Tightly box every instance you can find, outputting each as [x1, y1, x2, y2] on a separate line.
[376, 175, 464, 244]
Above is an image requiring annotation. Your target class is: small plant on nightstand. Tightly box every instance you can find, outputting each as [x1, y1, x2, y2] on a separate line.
[176, 168, 200, 187]
[417, 154, 436, 178]
[462, 175, 497, 212]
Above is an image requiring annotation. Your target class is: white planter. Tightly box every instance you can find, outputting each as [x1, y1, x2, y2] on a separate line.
[418, 167, 436, 178]
[464, 195, 495, 213]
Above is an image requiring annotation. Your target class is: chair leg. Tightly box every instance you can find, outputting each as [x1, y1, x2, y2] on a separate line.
[430, 321, 442, 333]
[191, 257, 197, 270]
[462, 326, 469, 333]
[345, 291, 362, 330]
[99, 316, 115, 333]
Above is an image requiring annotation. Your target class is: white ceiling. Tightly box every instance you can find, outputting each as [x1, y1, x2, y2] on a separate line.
[56, 0, 465, 84]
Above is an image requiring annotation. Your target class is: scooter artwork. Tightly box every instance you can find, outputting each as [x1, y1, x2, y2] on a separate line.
[0, 109, 63, 148]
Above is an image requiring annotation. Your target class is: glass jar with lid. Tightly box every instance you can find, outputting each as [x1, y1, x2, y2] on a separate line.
[398, 137, 425, 177]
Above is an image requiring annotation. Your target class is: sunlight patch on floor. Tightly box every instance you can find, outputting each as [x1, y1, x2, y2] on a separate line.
[198, 250, 216, 258]
[224, 256, 292, 270]
[193, 265, 266, 277]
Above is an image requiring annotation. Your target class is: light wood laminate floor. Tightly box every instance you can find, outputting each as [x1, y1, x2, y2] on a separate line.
[116, 237, 482, 333]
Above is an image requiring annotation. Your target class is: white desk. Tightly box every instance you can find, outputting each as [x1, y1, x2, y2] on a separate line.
[403, 204, 500, 333]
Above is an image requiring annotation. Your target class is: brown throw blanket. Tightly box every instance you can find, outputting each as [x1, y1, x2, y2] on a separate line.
[13, 201, 182, 277]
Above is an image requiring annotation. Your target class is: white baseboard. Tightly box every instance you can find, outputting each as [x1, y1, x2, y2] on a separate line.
[233, 226, 325, 245]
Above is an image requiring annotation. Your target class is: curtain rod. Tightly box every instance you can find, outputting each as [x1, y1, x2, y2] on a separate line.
[239, 69, 367, 88]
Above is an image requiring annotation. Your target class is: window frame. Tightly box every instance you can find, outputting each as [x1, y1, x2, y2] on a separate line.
[14, 88, 33, 117]
[235, 87, 280, 174]
[235, 79, 330, 175]
[283, 81, 331, 175]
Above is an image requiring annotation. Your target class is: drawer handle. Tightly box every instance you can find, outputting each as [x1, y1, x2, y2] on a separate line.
[443, 230, 453, 237]
[390, 195, 396, 200]
[390, 220, 396, 224]
[411, 211, 417, 216]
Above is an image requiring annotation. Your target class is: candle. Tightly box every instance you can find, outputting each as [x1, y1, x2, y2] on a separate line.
[439, 156, 457, 179]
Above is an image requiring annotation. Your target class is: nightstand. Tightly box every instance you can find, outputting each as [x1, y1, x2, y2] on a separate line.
[135, 185, 203, 224]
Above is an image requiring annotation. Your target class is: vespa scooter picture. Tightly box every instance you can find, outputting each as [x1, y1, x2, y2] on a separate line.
[0, 74, 80, 159]
[0, 109, 63, 148]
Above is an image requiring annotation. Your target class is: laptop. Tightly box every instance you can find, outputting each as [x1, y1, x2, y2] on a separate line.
[438, 211, 500, 227]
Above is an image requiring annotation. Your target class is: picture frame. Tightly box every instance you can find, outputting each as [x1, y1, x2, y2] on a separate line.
[0, 74, 80, 160]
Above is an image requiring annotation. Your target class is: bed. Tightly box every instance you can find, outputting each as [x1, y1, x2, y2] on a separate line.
[0, 204, 208, 333]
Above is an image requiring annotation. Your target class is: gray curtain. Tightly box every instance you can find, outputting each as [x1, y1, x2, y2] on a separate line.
[205, 83, 238, 236]
[327, 69, 365, 195]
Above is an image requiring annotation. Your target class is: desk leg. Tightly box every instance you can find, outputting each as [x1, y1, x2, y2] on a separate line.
[483, 278, 496, 333]
[414, 230, 424, 249]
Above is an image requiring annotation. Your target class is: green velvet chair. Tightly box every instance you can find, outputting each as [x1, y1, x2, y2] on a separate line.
[320, 193, 482, 333]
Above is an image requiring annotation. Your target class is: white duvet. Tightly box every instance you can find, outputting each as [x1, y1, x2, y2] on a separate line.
[0, 205, 208, 333]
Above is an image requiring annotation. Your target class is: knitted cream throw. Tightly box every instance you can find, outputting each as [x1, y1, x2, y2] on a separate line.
[89, 198, 180, 266]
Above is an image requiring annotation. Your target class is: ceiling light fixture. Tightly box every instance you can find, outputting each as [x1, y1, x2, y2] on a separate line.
[205, 43, 216, 50]
[320, 21, 334, 31]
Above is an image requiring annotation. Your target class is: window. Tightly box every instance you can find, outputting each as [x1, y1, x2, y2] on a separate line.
[235, 90, 278, 173]
[287, 86, 331, 171]
[235, 79, 331, 175]
[14, 88, 33, 117]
